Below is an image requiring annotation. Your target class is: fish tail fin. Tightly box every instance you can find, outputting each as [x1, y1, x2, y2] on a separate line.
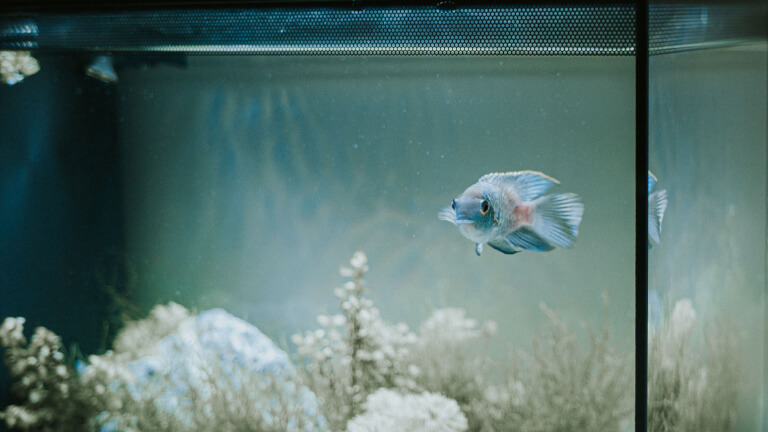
[529, 193, 584, 248]
[648, 188, 667, 246]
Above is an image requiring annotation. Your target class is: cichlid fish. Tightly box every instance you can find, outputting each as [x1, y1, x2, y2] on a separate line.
[439, 171, 584, 256]
[647, 171, 667, 248]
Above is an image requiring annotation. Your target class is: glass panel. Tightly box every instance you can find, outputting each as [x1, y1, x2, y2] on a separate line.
[648, 42, 767, 431]
[0, 7, 636, 431]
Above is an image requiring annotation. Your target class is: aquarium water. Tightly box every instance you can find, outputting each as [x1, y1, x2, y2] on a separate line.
[0, 4, 765, 432]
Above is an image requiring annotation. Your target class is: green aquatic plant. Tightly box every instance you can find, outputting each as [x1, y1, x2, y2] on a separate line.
[94, 252, 142, 354]
[647, 298, 739, 432]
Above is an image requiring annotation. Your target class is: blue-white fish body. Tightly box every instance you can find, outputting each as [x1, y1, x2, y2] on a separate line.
[439, 171, 584, 256]
[647, 171, 668, 248]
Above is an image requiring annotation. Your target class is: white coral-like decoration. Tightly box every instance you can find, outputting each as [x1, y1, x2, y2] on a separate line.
[0, 51, 40, 85]
[347, 389, 468, 432]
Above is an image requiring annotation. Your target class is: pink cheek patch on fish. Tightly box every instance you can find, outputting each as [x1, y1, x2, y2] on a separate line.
[513, 204, 533, 224]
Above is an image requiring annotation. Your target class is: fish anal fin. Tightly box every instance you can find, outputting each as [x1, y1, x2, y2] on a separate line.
[504, 227, 555, 252]
[488, 239, 521, 255]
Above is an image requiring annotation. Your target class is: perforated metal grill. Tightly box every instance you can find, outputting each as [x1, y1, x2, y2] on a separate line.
[1, 6, 636, 56]
[650, 4, 767, 55]
[0, 19, 37, 49]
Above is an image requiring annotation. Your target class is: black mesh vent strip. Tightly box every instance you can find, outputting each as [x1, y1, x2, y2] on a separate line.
[0, 6, 636, 56]
[650, 4, 767, 55]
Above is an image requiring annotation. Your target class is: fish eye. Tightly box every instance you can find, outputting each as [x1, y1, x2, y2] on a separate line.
[452, 199, 457, 210]
[480, 200, 489, 215]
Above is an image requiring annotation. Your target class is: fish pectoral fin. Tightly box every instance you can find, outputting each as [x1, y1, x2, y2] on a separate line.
[487, 239, 521, 255]
[475, 243, 484, 256]
[438, 206, 458, 226]
[478, 171, 559, 202]
[504, 227, 555, 252]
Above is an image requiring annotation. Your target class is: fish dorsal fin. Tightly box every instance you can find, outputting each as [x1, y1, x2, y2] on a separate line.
[478, 171, 559, 202]
[648, 171, 657, 195]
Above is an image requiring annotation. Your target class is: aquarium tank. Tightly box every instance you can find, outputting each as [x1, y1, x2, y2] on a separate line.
[0, 1, 765, 431]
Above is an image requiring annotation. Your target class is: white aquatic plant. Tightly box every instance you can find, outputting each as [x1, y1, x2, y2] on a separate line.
[291, 251, 498, 431]
[473, 302, 634, 432]
[0, 317, 93, 431]
[1, 304, 327, 432]
[648, 297, 739, 431]
[2, 252, 639, 432]
[408, 307, 497, 430]
[294, 252, 634, 432]
[292, 252, 420, 430]
[110, 301, 190, 359]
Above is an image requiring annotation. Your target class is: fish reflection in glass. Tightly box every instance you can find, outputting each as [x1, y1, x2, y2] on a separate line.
[439, 171, 584, 256]
[647, 171, 668, 248]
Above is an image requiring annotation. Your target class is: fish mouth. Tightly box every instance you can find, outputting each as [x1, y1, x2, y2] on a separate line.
[456, 218, 474, 224]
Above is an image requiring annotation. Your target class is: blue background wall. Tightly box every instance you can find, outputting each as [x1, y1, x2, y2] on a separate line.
[0, 55, 124, 418]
